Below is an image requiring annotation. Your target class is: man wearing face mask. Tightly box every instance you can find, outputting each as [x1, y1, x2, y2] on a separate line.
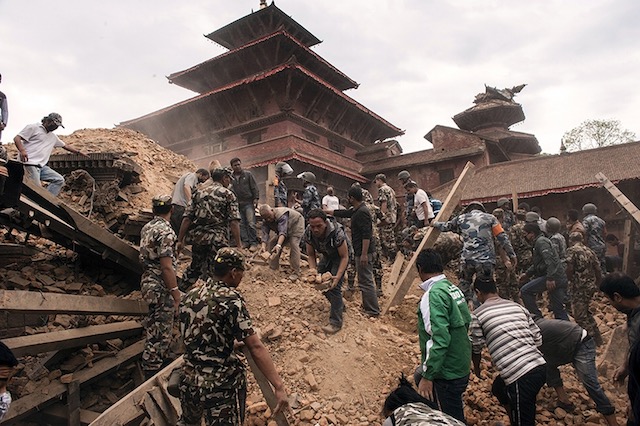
[13, 113, 88, 196]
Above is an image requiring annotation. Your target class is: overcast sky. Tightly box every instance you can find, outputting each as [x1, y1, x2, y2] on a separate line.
[1, 0, 638, 155]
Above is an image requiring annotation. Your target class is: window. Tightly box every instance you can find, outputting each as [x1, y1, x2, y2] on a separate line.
[302, 129, 319, 142]
[242, 128, 266, 145]
[438, 168, 455, 185]
[328, 139, 344, 153]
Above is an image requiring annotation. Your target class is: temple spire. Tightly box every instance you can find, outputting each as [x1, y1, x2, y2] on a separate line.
[260, 0, 267, 9]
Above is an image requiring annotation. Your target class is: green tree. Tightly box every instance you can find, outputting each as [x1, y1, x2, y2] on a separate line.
[561, 119, 636, 152]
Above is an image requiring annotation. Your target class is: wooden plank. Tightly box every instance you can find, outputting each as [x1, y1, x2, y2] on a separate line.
[0, 290, 148, 315]
[383, 162, 476, 314]
[148, 385, 177, 425]
[595, 172, 640, 225]
[3, 340, 144, 424]
[142, 391, 169, 426]
[3, 321, 143, 357]
[241, 346, 291, 426]
[41, 404, 100, 425]
[90, 356, 183, 426]
[387, 252, 405, 288]
[511, 189, 519, 212]
[68, 380, 81, 426]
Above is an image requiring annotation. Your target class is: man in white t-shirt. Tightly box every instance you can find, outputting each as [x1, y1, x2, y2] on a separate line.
[13, 113, 87, 196]
[404, 181, 434, 227]
[322, 186, 341, 211]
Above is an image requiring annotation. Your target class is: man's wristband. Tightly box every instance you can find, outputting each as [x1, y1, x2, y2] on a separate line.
[170, 287, 180, 293]
[275, 244, 282, 249]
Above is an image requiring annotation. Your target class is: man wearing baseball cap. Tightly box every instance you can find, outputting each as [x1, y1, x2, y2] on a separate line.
[13, 113, 88, 196]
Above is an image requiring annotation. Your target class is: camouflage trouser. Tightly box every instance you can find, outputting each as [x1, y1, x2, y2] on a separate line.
[141, 282, 174, 373]
[347, 239, 383, 294]
[178, 380, 246, 426]
[495, 262, 520, 303]
[378, 223, 397, 261]
[183, 243, 220, 290]
[459, 262, 494, 302]
[515, 253, 532, 276]
[569, 279, 602, 345]
[593, 247, 607, 274]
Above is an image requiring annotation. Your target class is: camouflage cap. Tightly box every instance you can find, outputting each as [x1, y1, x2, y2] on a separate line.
[215, 247, 246, 271]
[46, 112, 65, 128]
[152, 194, 172, 207]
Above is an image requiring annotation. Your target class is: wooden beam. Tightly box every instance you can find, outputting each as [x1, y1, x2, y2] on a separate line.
[387, 252, 406, 289]
[241, 346, 290, 426]
[383, 162, 476, 314]
[3, 340, 144, 424]
[595, 172, 640, 225]
[266, 163, 276, 207]
[90, 356, 183, 426]
[3, 321, 143, 357]
[67, 380, 81, 426]
[0, 290, 148, 316]
[41, 405, 100, 426]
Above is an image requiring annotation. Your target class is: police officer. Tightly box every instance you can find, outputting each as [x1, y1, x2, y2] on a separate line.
[177, 168, 241, 289]
[178, 248, 290, 425]
[139, 195, 180, 379]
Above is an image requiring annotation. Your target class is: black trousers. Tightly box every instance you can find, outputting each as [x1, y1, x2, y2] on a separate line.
[492, 364, 546, 426]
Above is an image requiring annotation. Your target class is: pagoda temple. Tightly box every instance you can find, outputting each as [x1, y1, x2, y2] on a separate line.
[120, 2, 403, 202]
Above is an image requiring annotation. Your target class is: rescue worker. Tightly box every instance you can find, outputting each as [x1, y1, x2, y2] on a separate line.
[139, 195, 180, 379]
[374, 174, 398, 261]
[177, 167, 241, 289]
[178, 248, 290, 425]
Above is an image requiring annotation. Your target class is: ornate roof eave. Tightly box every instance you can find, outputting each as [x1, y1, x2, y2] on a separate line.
[205, 2, 320, 50]
[121, 62, 403, 139]
[168, 29, 358, 93]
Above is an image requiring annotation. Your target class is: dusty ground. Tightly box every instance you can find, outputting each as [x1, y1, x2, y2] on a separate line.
[236, 252, 631, 426]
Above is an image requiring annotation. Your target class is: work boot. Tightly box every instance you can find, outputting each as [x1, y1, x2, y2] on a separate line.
[321, 324, 341, 335]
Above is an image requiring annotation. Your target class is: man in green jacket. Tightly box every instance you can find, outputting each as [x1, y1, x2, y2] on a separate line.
[414, 248, 471, 423]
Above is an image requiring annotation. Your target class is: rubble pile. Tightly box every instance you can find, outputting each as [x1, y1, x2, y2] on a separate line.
[0, 128, 633, 425]
[6, 127, 197, 238]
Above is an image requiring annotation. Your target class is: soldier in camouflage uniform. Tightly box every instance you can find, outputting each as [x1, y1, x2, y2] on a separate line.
[492, 208, 520, 303]
[509, 208, 532, 275]
[177, 168, 241, 290]
[432, 201, 516, 302]
[178, 248, 290, 426]
[496, 198, 516, 232]
[397, 170, 418, 228]
[298, 171, 320, 220]
[406, 227, 462, 272]
[139, 195, 180, 378]
[273, 161, 293, 207]
[582, 203, 607, 273]
[374, 174, 398, 261]
[565, 232, 603, 346]
[547, 217, 567, 262]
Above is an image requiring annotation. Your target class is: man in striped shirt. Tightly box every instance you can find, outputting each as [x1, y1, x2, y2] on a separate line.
[470, 276, 546, 426]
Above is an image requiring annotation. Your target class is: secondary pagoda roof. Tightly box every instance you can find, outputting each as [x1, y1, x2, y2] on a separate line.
[433, 141, 640, 203]
[169, 30, 358, 93]
[122, 61, 403, 142]
[206, 2, 321, 50]
[453, 100, 525, 132]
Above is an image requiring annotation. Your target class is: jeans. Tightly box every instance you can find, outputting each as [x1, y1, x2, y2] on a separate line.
[268, 235, 301, 275]
[492, 364, 546, 426]
[521, 276, 569, 320]
[24, 165, 65, 196]
[546, 337, 615, 415]
[355, 253, 380, 316]
[414, 365, 469, 423]
[170, 204, 185, 234]
[238, 203, 258, 246]
[318, 257, 344, 328]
